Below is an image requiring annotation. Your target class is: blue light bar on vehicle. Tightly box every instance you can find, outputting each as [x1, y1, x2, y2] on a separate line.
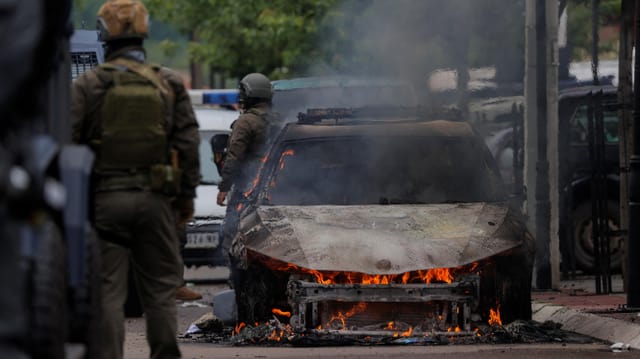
[189, 89, 239, 106]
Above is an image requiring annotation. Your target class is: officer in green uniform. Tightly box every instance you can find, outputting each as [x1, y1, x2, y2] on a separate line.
[216, 72, 276, 207]
[71, 1, 199, 358]
[216, 73, 279, 264]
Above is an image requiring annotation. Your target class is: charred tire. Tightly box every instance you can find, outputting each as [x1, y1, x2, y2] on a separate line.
[68, 226, 102, 358]
[232, 263, 287, 324]
[124, 266, 144, 318]
[572, 200, 622, 273]
[480, 245, 533, 325]
[28, 220, 67, 359]
[494, 255, 532, 323]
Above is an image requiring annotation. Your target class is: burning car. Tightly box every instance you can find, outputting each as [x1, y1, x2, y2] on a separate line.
[222, 107, 534, 337]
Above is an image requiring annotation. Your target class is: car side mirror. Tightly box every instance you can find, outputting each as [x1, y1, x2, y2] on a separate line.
[210, 134, 229, 176]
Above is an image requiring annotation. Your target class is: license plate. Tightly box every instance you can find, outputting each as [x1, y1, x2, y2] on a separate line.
[186, 232, 220, 249]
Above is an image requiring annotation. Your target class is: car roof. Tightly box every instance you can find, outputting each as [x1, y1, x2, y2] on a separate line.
[194, 107, 237, 131]
[558, 84, 617, 100]
[278, 120, 477, 142]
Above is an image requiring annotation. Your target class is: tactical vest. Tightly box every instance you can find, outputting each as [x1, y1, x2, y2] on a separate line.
[94, 59, 180, 194]
[244, 107, 282, 158]
[235, 107, 282, 191]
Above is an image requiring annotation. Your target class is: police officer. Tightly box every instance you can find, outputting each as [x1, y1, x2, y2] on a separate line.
[216, 73, 276, 207]
[71, 1, 199, 358]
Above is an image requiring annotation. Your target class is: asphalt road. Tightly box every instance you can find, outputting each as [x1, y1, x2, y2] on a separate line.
[122, 267, 636, 359]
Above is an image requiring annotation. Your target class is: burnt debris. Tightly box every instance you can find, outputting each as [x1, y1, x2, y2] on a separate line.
[181, 318, 599, 347]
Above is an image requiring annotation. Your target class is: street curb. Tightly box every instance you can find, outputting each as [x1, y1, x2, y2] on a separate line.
[532, 302, 640, 350]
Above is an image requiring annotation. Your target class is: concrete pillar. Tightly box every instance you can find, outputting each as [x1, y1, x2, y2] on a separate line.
[525, 0, 560, 290]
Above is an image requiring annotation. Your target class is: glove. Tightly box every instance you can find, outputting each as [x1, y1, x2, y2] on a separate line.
[174, 196, 195, 226]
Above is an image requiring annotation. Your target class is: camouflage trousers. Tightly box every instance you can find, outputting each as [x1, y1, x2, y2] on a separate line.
[93, 191, 182, 359]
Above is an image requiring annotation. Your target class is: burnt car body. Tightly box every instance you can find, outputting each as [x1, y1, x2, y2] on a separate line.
[225, 107, 534, 334]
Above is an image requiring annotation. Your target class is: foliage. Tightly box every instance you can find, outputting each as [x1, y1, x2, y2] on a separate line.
[145, 0, 339, 79]
[146, 0, 526, 84]
[567, 0, 621, 60]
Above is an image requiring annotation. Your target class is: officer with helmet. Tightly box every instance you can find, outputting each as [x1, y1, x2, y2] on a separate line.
[71, 1, 199, 358]
[216, 73, 280, 257]
[216, 72, 277, 206]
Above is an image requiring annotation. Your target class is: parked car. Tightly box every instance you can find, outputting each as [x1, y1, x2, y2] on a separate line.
[215, 106, 535, 331]
[477, 85, 621, 273]
[183, 90, 239, 267]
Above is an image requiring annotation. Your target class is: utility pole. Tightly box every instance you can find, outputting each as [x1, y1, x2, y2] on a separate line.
[546, 0, 560, 290]
[627, 0, 640, 307]
[525, 0, 559, 290]
[618, 0, 634, 293]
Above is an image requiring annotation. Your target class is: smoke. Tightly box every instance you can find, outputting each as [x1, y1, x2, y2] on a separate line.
[306, 0, 525, 97]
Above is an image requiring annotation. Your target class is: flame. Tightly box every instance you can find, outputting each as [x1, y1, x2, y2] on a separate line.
[234, 322, 246, 335]
[268, 328, 285, 342]
[400, 326, 413, 337]
[272, 308, 291, 318]
[278, 149, 295, 170]
[488, 304, 502, 326]
[256, 255, 480, 285]
[325, 302, 368, 330]
[243, 156, 268, 198]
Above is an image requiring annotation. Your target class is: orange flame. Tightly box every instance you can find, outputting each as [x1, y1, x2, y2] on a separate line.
[325, 302, 367, 329]
[268, 329, 285, 342]
[243, 156, 268, 198]
[255, 255, 480, 285]
[400, 326, 413, 337]
[272, 308, 291, 318]
[278, 149, 295, 170]
[234, 322, 246, 335]
[488, 305, 502, 326]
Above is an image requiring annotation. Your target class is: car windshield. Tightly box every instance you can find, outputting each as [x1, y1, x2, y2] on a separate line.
[265, 136, 505, 205]
[199, 130, 223, 185]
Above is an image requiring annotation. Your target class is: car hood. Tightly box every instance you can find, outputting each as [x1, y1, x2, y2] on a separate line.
[194, 185, 226, 219]
[238, 202, 524, 274]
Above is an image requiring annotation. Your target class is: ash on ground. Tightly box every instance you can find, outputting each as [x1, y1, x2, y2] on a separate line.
[179, 314, 599, 347]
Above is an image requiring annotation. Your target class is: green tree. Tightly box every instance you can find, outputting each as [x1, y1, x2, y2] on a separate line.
[146, 0, 526, 85]
[145, 0, 339, 79]
[568, 0, 621, 60]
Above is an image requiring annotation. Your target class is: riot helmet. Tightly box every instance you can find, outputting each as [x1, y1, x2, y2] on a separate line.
[238, 73, 273, 108]
[97, 0, 149, 42]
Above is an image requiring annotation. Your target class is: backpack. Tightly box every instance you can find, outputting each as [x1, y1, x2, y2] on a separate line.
[96, 59, 180, 194]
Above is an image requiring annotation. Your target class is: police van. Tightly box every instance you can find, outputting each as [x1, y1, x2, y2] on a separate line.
[184, 89, 238, 267]
[70, 29, 104, 79]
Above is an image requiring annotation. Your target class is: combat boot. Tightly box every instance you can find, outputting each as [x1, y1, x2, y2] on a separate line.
[176, 285, 203, 301]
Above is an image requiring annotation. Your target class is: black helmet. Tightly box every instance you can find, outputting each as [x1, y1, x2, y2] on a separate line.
[238, 73, 272, 106]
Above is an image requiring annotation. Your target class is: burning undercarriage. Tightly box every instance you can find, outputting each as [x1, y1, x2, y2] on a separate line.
[223, 108, 535, 339]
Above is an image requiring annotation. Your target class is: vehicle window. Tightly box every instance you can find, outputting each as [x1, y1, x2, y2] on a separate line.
[199, 130, 223, 185]
[266, 137, 504, 205]
[570, 105, 619, 144]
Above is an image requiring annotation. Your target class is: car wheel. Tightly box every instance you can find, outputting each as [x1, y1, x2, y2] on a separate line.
[68, 226, 102, 358]
[572, 200, 622, 273]
[232, 263, 286, 324]
[28, 220, 67, 359]
[495, 255, 532, 323]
